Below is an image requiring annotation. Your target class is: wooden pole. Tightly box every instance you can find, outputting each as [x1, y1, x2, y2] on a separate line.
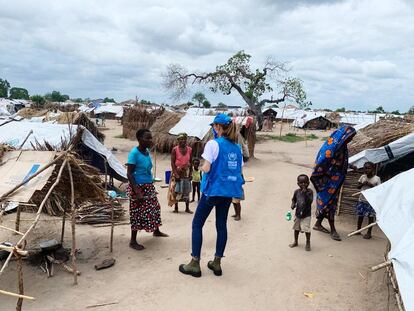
[0, 158, 68, 276]
[67, 162, 78, 285]
[336, 186, 344, 216]
[15, 205, 21, 233]
[0, 225, 24, 235]
[16, 255, 24, 311]
[279, 103, 286, 138]
[371, 260, 392, 272]
[0, 289, 34, 300]
[348, 222, 378, 237]
[60, 211, 66, 245]
[110, 201, 114, 253]
[18, 130, 34, 150]
[153, 148, 157, 178]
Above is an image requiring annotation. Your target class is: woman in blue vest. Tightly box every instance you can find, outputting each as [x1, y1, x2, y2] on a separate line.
[179, 114, 243, 277]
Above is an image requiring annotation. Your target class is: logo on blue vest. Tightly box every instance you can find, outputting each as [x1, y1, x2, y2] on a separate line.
[228, 152, 237, 161]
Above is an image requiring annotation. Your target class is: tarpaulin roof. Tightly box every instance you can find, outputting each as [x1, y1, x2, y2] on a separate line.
[169, 114, 215, 139]
[349, 132, 414, 168]
[363, 168, 414, 311]
[0, 121, 127, 181]
[0, 151, 56, 202]
[292, 112, 327, 128]
[94, 105, 123, 117]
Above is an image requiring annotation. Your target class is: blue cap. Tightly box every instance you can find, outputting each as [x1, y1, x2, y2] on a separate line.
[211, 113, 232, 126]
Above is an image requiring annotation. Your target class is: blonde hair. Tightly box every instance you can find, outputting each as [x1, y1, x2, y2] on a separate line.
[219, 121, 238, 143]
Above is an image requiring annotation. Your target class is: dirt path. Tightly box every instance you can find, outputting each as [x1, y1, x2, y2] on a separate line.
[0, 121, 395, 310]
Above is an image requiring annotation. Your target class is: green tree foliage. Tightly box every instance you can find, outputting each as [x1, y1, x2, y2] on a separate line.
[391, 110, 401, 115]
[9, 87, 29, 100]
[0, 78, 10, 98]
[408, 106, 414, 115]
[217, 102, 227, 108]
[192, 92, 207, 108]
[164, 51, 307, 126]
[335, 107, 346, 112]
[369, 106, 386, 113]
[30, 95, 46, 108]
[72, 98, 84, 103]
[203, 100, 211, 108]
[103, 97, 116, 103]
[45, 91, 70, 102]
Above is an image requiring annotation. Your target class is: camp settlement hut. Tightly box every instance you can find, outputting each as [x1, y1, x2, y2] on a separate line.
[123, 107, 257, 158]
[292, 112, 337, 130]
[337, 118, 414, 216]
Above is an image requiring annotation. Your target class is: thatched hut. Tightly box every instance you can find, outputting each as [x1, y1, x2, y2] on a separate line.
[338, 119, 414, 216]
[123, 105, 165, 139]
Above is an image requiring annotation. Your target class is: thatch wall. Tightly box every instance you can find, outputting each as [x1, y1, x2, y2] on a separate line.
[349, 119, 414, 156]
[123, 106, 165, 139]
[338, 170, 361, 216]
[150, 111, 183, 153]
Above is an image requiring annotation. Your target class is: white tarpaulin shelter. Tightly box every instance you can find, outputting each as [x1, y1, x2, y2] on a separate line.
[363, 168, 414, 311]
[0, 121, 127, 180]
[349, 132, 414, 168]
[292, 112, 327, 128]
[0, 151, 56, 202]
[94, 105, 123, 117]
[169, 114, 215, 139]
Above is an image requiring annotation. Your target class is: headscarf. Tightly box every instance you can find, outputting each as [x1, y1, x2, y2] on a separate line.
[311, 126, 356, 210]
[177, 133, 188, 140]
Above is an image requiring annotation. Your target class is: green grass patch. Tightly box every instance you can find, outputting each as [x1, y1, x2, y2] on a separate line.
[258, 132, 319, 143]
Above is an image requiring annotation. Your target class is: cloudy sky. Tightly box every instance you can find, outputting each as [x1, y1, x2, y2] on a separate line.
[0, 0, 413, 111]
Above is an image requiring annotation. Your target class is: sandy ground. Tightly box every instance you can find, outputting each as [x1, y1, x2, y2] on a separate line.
[0, 120, 397, 311]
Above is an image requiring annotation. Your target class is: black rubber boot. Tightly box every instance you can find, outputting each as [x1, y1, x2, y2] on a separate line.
[207, 257, 222, 276]
[179, 258, 201, 278]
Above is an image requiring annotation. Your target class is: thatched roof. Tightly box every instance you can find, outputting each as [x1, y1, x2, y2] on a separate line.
[72, 112, 105, 142]
[123, 105, 165, 139]
[349, 118, 414, 156]
[17, 108, 48, 118]
[30, 154, 107, 216]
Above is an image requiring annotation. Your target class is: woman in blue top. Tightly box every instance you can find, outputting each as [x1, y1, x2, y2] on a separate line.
[179, 114, 243, 277]
[126, 129, 168, 251]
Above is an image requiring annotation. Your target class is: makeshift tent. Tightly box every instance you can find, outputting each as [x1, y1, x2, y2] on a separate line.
[292, 112, 336, 129]
[363, 168, 414, 311]
[0, 121, 126, 181]
[94, 104, 123, 118]
[122, 106, 165, 139]
[169, 114, 215, 139]
[349, 132, 414, 169]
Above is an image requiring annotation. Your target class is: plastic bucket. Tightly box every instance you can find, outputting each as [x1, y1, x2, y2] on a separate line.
[165, 170, 172, 184]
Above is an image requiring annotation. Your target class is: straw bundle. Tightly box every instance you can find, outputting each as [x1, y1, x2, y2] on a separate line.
[72, 112, 105, 142]
[17, 108, 48, 118]
[56, 112, 78, 124]
[349, 119, 414, 156]
[123, 106, 165, 139]
[30, 154, 107, 216]
[150, 111, 183, 153]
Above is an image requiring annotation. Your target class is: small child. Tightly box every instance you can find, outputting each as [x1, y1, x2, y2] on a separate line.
[190, 158, 202, 202]
[356, 162, 381, 239]
[289, 174, 313, 251]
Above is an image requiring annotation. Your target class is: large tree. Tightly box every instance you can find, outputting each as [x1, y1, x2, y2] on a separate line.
[191, 92, 207, 108]
[9, 87, 29, 100]
[45, 90, 70, 102]
[163, 51, 307, 126]
[0, 78, 10, 98]
[30, 95, 46, 108]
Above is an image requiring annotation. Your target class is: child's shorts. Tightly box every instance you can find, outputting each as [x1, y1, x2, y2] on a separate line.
[232, 189, 245, 204]
[293, 216, 311, 233]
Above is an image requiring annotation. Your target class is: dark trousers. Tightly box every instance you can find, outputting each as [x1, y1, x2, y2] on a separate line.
[191, 194, 232, 258]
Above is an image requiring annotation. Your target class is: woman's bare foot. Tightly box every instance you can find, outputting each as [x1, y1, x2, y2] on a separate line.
[190, 199, 195, 203]
[153, 229, 169, 237]
[185, 209, 193, 214]
[231, 214, 237, 218]
[234, 215, 241, 221]
[173, 209, 179, 213]
[129, 242, 145, 250]
[289, 242, 298, 248]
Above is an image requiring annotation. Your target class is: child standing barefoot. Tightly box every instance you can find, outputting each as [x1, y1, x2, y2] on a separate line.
[190, 158, 202, 202]
[289, 174, 313, 251]
[355, 162, 381, 239]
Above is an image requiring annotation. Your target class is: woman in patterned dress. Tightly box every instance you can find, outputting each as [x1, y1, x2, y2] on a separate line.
[126, 129, 168, 250]
[310, 126, 356, 241]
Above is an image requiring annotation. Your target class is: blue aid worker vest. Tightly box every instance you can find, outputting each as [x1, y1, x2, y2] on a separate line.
[201, 137, 243, 198]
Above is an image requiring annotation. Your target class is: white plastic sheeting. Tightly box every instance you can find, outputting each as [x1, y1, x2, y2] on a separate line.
[0, 121, 127, 179]
[292, 112, 327, 128]
[186, 107, 215, 116]
[363, 168, 414, 311]
[349, 132, 414, 168]
[94, 105, 123, 117]
[169, 114, 215, 139]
